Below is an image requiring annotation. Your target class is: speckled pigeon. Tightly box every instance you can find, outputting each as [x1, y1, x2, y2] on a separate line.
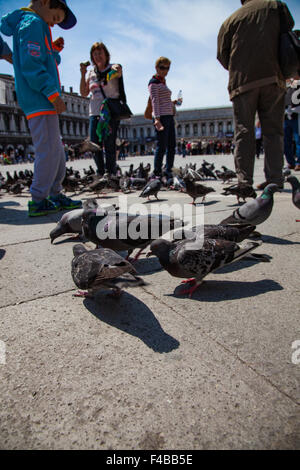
[71, 244, 145, 297]
[147, 237, 262, 297]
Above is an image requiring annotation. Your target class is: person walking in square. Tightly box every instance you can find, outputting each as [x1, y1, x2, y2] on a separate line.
[217, 0, 295, 191]
[1, 0, 81, 216]
[148, 57, 181, 178]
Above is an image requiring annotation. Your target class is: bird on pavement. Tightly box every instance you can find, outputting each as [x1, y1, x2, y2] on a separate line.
[183, 171, 215, 204]
[147, 237, 262, 297]
[71, 244, 145, 298]
[50, 199, 118, 244]
[286, 176, 300, 221]
[82, 209, 185, 261]
[139, 178, 161, 201]
[219, 183, 281, 226]
[222, 184, 257, 203]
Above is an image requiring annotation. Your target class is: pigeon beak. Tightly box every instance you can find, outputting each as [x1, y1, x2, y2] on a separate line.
[146, 251, 153, 258]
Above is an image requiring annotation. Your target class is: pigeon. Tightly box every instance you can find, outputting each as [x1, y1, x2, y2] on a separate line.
[49, 199, 113, 244]
[172, 224, 270, 262]
[82, 210, 185, 261]
[71, 244, 145, 297]
[286, 176, 300, 221]
[139, 178, 161, 200]
[172, 223, 256, 243]
[73, 139, 102, 155]
[220, 184, 281, 226]
[147, 237, 262, 297]
[183, 172, 215, 204]
[222, 184, 257, 203]
[199, 162, 217, 180]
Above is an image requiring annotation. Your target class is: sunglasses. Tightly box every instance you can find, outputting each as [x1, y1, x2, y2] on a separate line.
[159, 65, 170, 70]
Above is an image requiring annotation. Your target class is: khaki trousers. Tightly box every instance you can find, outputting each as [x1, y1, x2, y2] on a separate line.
[232, 84, 286, 186]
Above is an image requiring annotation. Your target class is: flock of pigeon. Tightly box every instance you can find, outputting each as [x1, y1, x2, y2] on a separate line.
[41, 157, 300, 299]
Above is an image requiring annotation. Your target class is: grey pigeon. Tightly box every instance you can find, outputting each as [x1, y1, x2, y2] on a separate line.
[286, 176, 300, 221]
[50, 200, 117, 243]
[50, 199, 98, 243]
[220, 183, 281, 226]
[82, 209, 185, 261]
[139, 179, 161, 200]
[172, 223, 256, 243]
[71, 244, 145, 297]
[147, 237, 262, 297]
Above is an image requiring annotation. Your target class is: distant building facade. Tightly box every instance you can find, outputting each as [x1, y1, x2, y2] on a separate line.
[119, 106, 234, 155]
[0, 73, 233, 156]
[0, 73, 89, 156]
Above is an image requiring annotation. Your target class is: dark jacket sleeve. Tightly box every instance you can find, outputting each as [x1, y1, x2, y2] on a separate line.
[217, 22, 231, 70]
[278, 1, 295, 32]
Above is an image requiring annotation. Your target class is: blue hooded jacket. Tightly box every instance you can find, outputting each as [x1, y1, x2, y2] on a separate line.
[0, 8, 62, 119]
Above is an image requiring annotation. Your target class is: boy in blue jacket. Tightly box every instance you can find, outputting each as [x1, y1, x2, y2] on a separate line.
[0, 0, 82, 216]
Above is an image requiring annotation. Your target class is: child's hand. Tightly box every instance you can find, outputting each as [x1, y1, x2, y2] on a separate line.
[53, 37, 64, 51]
[52, 96, 66, 114]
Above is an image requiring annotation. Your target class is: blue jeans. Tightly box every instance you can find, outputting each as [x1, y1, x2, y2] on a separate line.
[89, 115, 119, 174]
[284, 116, 300, 166]
[154, 115, 175, 176]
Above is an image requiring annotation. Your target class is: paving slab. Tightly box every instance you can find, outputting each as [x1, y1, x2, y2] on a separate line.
[0, 154, 299, 450]
[0, 291, 299, 450]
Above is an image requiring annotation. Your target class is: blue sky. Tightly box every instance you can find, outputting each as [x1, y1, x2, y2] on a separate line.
[1, 0, 300, 114]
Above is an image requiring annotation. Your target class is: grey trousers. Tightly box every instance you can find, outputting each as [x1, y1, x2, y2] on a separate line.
[232, 84, 286, 186]
[28, 114, 66, 202]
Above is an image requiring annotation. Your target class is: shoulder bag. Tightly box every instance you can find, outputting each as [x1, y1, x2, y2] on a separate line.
[98, 71, 133, 121]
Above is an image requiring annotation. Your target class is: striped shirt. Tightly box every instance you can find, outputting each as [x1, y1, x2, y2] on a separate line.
[148, 77, 174, 118]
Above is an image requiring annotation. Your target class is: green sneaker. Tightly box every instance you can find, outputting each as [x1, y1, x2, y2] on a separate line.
[49, 193, 82, 210]
[28, 199, 60, 217]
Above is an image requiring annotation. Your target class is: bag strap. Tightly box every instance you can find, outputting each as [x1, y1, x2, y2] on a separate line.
[118, 74, 127, 104]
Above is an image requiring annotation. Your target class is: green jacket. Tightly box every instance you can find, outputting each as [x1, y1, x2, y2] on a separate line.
[217, 0, 294, 100]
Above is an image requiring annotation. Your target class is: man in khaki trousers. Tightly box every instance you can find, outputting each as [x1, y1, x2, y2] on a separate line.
[217, 0, 294, 190]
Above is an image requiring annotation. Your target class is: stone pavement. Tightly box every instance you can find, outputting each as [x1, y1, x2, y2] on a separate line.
[0, 154, 299, 450]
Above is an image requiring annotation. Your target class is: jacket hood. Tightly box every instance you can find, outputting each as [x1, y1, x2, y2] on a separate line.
[0, 9, 26, 36]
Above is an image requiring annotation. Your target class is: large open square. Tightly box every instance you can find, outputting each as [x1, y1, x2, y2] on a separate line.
[0, 153, 299, 450]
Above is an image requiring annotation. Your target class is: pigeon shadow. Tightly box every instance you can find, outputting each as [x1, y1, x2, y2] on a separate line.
[0, 206, 68, 226]
[0, 200, 20, 208]
[0, 249, 6, 260]
[133, 256, 163, 275]
[213, 256, 272, 274]
[261, 234, 300, 245]
[202, 200, 218, 207]
[143, 199, 168, 204]
[171, 278, 283, 302]
[83, 292, 180, 353]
